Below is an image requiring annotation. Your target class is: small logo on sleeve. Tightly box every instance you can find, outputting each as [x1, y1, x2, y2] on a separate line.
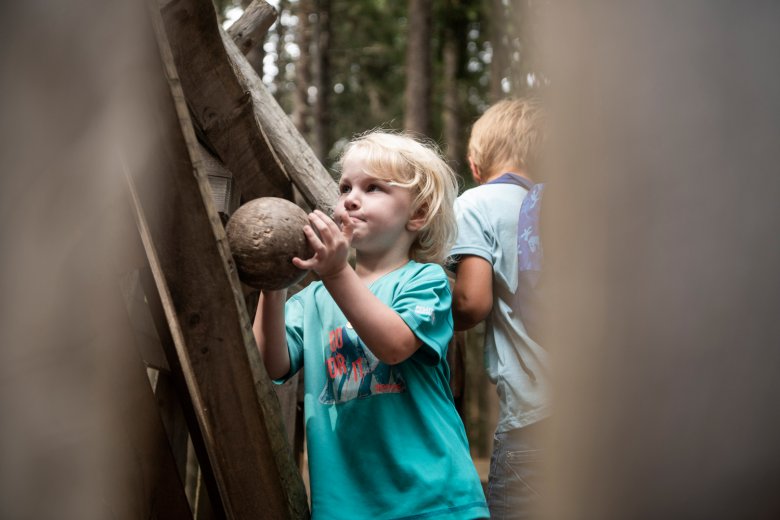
[414, 305, 433, 316]
[414, 305, 435, 322]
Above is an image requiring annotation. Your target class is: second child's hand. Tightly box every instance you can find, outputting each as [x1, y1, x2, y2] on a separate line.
[293, 210, 354, 280]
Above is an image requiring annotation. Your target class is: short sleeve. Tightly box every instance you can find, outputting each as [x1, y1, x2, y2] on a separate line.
[392, 265, 454, 366]
[278, 295, 305, 383]
[450, 195, 494, 264]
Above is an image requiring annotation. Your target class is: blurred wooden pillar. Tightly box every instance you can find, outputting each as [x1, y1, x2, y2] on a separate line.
[113, 3, 310, 517]
[544, 3, 780, 519]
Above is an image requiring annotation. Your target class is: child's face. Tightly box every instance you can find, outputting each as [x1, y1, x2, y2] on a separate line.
[335, 156, 417, 258]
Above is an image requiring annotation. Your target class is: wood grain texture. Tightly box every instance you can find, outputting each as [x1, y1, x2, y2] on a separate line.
[122, 3, 310, 518]
[160, 0, 292, 202]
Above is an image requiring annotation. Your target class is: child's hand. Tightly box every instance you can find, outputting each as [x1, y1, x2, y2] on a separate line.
[293, 210, 354, 280]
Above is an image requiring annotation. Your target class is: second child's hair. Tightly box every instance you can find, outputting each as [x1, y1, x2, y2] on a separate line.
[468, 97, 545, 177]
[338, 131, 458, 265]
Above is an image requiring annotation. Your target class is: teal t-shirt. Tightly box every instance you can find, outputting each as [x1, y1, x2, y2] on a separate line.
[282, 261, 488, 520]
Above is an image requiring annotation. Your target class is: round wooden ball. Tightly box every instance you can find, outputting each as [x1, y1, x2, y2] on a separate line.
[225, 197, 313, 290]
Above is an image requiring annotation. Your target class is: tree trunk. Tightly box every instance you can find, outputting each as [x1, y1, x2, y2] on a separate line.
[292, 0, 313, 136]
[273, 0, 290, 100]
[489, 0, 508, 101]
[442, 21, 463, 171]
[313, 0, 331, 162]
[403, 0, 432, 136]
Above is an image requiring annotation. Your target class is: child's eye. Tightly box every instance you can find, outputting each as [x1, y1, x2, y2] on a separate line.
[367, 184, 381, 192]
[339, 184, 351, 194]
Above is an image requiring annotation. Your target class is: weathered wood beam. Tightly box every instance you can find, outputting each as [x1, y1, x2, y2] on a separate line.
[160, 0, 292, 202]
[124, 3, 310, 518]
[227, 0, 277, 57]
[161, 0, 338, 214]
[221, 27, 338, 214]
[139, 265, 225, 519]
[106, 280, 195, 520]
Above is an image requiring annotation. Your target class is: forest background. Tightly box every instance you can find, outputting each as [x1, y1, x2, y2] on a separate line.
[215, 0, 543, 184]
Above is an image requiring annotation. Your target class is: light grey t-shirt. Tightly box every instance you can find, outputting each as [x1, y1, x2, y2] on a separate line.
[451, 182, 549, 432]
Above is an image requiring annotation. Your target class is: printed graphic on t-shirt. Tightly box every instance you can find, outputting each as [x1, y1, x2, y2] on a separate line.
[319, 323, 406, 404]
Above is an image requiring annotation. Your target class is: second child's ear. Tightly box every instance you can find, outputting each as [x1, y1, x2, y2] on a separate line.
[407, 204, 428, 232]
[468, 156, 482, 184]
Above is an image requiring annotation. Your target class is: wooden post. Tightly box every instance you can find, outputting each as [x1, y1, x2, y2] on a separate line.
[118, 3, 310, 518]
[160, 0, 338, 214]
[227, 0, 278, 57]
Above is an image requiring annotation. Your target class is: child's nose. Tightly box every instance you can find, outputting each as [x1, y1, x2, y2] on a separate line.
[344, 192, 360, 210]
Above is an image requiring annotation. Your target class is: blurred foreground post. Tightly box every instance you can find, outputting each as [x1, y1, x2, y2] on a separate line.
[544, 3, 780, 519]
[0, 0, 312, 518]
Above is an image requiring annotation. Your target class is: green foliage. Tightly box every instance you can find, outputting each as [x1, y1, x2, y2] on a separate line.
[215, 0, 541, 181]
[328, 1, 408, 143]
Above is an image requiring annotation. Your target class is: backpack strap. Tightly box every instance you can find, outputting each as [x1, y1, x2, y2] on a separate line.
[487, 172, 547, 345]
[486, 172, 534, 191]
[516, 182, 546, 345]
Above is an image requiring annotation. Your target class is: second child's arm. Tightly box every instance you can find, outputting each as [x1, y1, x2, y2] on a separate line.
[252, 289, 290, 379]
[293, 210, 422, 365]
[452, 255, 493, 331]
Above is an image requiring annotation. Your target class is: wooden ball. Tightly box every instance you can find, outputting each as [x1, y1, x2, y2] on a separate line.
[225, 197, 313, 290]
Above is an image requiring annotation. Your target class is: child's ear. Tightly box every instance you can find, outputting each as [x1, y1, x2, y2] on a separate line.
[407, 203, 428, 232]
[468, 156, 482, 184]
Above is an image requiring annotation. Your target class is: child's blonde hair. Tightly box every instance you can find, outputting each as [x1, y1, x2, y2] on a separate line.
[338, 131, 458, 265]
[468, 97, 545, 177]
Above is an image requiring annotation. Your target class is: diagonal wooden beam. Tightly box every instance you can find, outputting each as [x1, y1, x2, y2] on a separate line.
[118, 3, 310, 518]
[161, 0, 338, 214]
[220, 27, 338, 214]
[159, 0, 291, 202]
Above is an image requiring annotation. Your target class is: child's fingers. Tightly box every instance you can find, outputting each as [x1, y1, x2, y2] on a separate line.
[303, 225, 326, 253]
[292, 256, 314, 269]
[340, 212, 354, 243]
[308, 212, 334, 243]
[315, 210, 341, 236]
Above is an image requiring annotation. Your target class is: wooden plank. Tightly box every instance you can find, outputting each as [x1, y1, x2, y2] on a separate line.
[154, 371, 195, 495]
[227, 0, 278, 57]
[139, 265, 226, 519]
[106, 288, 194, 520]
[119, 270, 170, 371]
[117, 164, 224, 517]
[160, 0, 338, 214]
[119, 4, 309, 518]
[159, 0, 292, 202]
[274, 372, 304, 466]
[221, 26, 338, 214]
[105, 201, 194, 519]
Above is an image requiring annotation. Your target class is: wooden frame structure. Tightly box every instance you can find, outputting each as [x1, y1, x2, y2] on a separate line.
[110, 0, 338, 517]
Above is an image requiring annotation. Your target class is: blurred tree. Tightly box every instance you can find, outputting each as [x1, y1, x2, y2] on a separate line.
[404, 0, 432, 136]
[438, 0, 480, 174]
[214, 0, 543, 173]
[292, 0, 312, 136]
[312, 0, 331, 162]
[215, 0, 520, 177]
[490, 0, 547, 97]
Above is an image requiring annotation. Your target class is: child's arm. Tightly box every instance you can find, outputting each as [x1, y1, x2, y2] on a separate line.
[252, 289, 290, 379]
[451, 255, 493, 331]
[292, 210, 422, 365]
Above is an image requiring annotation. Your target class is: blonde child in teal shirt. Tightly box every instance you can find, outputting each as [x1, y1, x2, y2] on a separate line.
[254, 131, 488, 520]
